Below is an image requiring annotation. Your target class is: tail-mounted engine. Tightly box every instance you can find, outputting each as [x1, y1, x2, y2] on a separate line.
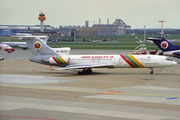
[43, 56, 69, 64]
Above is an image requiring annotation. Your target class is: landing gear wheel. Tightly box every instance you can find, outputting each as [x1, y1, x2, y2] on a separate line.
[150, 71, 153, 74]
[78, 71, 82, 75]
[77, 69, 92, 75]
[85, 70, 88, 75]
[149, 68, 153, 74]
[82, 70, 85, 75]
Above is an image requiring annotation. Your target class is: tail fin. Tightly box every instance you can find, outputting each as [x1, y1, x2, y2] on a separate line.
[23, 36, 59, 56]
[147, 37, 180, 52]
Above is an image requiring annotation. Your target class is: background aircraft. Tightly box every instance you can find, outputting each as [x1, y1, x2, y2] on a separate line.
[136, 38, 153, 43]
[11, 35, 71, 55]
[21, 36, 176, 75]
[147, 37, 180, 58]
[1, 35, 49, 50]
[0, 44, 15, 53]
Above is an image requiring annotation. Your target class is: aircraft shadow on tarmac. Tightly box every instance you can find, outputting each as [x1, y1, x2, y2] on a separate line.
[33, 69, 178, 78]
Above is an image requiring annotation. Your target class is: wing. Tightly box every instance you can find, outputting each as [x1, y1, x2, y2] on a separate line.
[56, 63, 115, 70]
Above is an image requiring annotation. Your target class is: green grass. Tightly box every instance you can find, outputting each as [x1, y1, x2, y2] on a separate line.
[73, 34, 180, 41]
[0, 34, 179, 50]
[49, 45, 160, 50]
[0, 37, 22, 42]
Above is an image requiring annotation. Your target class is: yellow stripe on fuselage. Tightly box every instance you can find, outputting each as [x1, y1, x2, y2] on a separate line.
[129, 55, 144, 68]
[59, 57, 67, 64]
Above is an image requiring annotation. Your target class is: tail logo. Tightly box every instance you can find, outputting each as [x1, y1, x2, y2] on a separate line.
[33, 41, 42, 50]
[161, 41, 168, 49]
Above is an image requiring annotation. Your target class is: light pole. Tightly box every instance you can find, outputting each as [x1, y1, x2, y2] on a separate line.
[74, 27, 76, 42]
[158, 20, 166, 37]
[144, 25, 146, 41]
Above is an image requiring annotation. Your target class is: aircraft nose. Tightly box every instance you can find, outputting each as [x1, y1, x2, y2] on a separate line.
[172, 61, 177, 65]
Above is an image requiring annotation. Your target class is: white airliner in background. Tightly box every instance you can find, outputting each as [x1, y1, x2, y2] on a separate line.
[136, 39, 153, 43]
[0, 44, 15, 53]
[1, 35, 49, 50]
[1, 41, 28, 50]
[11, 35, 71, 54]
[17, 35, 177, 75]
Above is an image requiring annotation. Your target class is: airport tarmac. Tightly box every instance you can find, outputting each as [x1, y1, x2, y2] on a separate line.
[0, 49, 180, 120]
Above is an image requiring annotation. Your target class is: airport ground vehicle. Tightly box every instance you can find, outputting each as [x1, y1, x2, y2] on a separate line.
[0, 55, 4, 60]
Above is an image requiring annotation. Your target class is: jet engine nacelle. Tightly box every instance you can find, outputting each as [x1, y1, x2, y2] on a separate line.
[43, 56, 69, 64]
[173, 52, 180, 55]
[162, 51, 174, 55]
[159, 52, 163, 55]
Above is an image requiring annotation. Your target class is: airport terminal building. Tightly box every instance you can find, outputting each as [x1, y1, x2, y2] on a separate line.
[0, 19, 131, 38]
[0, 25, 55, 36]
[0, 25, 62, 39]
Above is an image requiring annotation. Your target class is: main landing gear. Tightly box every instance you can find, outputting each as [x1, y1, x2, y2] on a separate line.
[78, 68, 92, 75]
[149, 68, 153, 74]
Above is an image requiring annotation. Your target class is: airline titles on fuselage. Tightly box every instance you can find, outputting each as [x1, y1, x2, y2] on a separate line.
[81, 56, 114, 59]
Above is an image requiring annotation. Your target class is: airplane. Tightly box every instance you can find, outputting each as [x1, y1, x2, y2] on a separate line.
[0, 44, 15, 53]
[10, 35, 71, 55]
[14, 33, 32, 36]
[1, 42, 28, 50]
[20, 36, 176, 75]
[147, 37, 180, 58]
[1, 35, 49, 50]
[136, 38, 153, 43]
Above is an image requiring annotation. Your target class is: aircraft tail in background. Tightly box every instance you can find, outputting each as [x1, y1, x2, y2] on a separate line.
[147, 37, 180, 52]
[147, 37, 180, 58]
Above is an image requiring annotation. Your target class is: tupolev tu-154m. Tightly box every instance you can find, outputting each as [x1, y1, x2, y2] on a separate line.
[21, 36, 177, 75]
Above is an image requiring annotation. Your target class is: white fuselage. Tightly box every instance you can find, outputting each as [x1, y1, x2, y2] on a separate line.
[1, 42, 27, 47]
[48, 54, 176, 68]
[1, 36, 48, 48]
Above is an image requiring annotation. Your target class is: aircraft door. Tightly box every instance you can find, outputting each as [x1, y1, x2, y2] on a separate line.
[119, 57, 124, 66]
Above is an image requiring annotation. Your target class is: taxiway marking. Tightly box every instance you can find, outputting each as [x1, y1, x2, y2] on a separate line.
[1, 85, 180, 97]
[0, 115, 58, 120]
[99, 91, 122, 95]
[0, 58, 28, 62]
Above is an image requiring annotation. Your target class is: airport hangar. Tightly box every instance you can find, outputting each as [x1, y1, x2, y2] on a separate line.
[0, 19, 131, 39]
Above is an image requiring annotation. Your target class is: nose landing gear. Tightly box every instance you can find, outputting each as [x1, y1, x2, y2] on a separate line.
[149, 68, 153, 74]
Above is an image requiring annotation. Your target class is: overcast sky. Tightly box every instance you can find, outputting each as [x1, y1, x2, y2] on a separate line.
[0, 0, 180, 29]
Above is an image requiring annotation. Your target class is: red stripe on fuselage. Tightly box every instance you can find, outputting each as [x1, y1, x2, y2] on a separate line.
[52, 57, 60, 64]
[120, 55, 136, 68]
